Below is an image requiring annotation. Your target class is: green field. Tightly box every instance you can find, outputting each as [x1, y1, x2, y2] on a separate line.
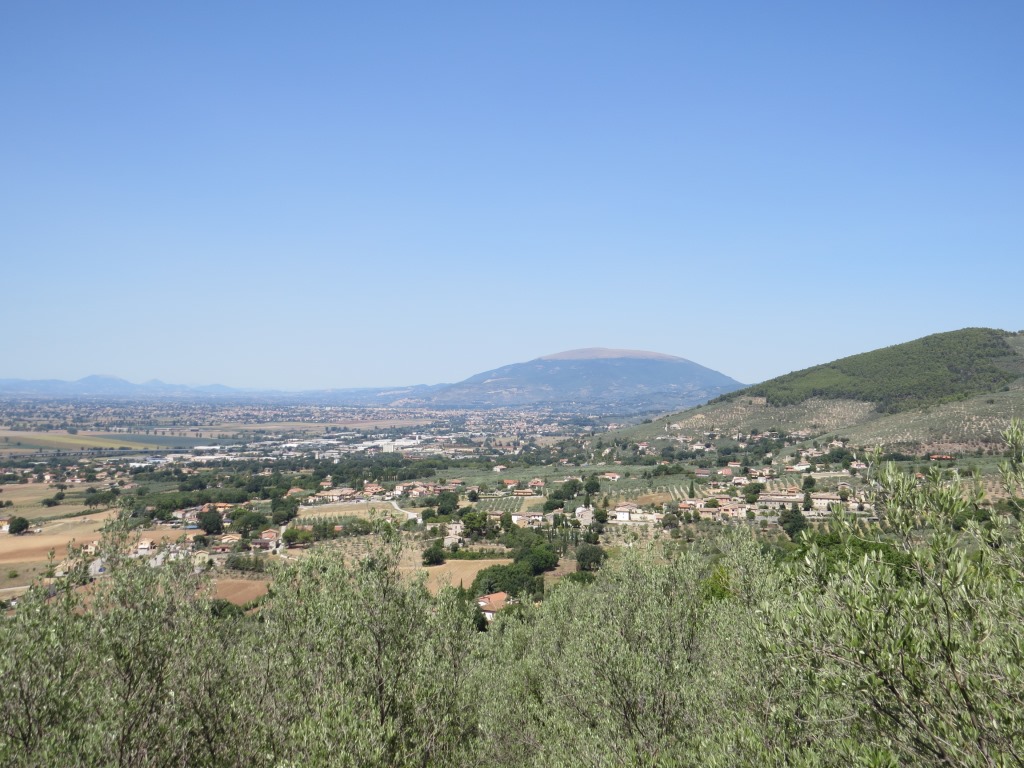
[0, 430, 154, 452]
[0, 429, 229, 456]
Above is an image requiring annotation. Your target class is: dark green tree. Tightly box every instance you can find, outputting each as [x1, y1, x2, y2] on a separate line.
[422, 540, 446, 566]
[436, 491, 459, 517]
[778, 506, 807, 540]
[198, 510, 224, 535]
[575, 543, 607, 572]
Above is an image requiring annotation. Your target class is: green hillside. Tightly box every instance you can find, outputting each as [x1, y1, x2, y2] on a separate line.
[607, 328, 1024, 450]
[726, 328, 1020, 413]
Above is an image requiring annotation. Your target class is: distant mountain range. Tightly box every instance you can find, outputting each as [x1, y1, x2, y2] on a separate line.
[0, 349, 745, 413]
[0, 375, 237, 398]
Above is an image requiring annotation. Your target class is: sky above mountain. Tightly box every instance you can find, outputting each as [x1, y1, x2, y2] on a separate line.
[2, 3, 1023, 389]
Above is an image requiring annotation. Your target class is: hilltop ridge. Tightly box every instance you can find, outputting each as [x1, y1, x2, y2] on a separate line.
[608, 328, 1024, 452]
[538, 348, 687, 362]
[720, 328, 1020, 413]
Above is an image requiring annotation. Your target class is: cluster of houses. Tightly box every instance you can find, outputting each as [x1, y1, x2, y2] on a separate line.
[304, 476, 555, 508]
[304, 483, 389, 504]
[566, 486, 871, 528]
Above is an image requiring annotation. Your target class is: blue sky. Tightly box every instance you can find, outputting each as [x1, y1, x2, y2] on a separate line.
[2, 2, 1022, 390]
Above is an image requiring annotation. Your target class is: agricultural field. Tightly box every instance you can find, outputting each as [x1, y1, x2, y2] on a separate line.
[475, 496, 523, 516]
[0, 482, 113, 522]
[90, 432, 230, 448]
[0, 510, 115, 591]
[212, 578, 270, 606]
[294, 501, 404, 526]
[0, 429, 163, 455]
[400, 551, 513, 595]
[208, 421, 329, 435]
[610, 398, 880, 445]
[435, 466, 578, 490]
[838, 385, 1024, 454]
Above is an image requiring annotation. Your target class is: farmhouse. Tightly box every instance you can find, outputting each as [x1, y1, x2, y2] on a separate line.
[613, 502, 639, 522]
[810, 493, 843, 512]
[477, 592, 508, 622]
[574, 506, 594, 526]
[512, 510, 545, 528]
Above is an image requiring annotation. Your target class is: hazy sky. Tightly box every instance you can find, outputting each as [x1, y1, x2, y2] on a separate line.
[3, 2, 1022, 390]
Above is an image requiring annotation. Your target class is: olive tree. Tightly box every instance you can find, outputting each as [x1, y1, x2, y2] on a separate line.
[774, 420, 1024, 766]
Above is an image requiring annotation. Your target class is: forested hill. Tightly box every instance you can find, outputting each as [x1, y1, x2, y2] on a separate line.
[720, 328, 1022, 413]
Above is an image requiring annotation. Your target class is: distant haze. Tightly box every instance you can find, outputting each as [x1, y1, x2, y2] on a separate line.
[0, 346, 745, 412]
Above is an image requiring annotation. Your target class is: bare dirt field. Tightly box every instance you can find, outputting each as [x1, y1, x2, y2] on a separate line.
[0, 511, 113, 563]
[402, 557, 513, 594]
[0, 510, 115, 589]
[213, 578, 270, 606]
[0, 514, 188, 590]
